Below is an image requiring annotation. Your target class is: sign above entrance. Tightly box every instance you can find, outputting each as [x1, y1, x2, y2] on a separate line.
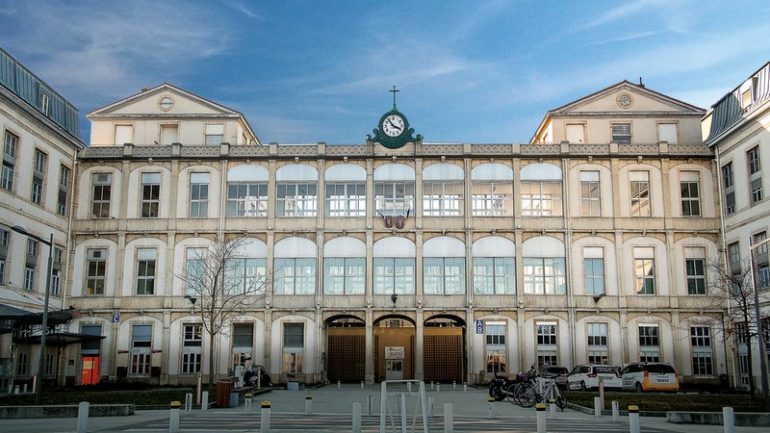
[475, 320, 483, 334]
[385, 346, 404, 359]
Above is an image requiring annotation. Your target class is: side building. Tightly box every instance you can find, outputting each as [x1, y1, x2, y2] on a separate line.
[0, 47, 84, 391]
[66, 80, 724, 387]
[704, 61, 770, 392]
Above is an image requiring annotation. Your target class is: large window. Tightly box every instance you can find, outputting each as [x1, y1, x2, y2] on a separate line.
[685, 247, 706, 295]
[375, 182, 414, 214]
[130, 324, 152, 375]
[722, 163, 735, 215]
[630, 170, 650, 217]
[691, 326, 713, 375]
[473, 257, 515, 294]
[485, 321, 507, 374]
[523, 258, 566, 294]
[324, 257, 365, 295]
[680, 171, 701, 216]
[57, 165, 70, 216]
[521, 181, 562, 216]
[274, 258, 315, 295]
[182, 324, 202, 374]
[225, 258, 267, 294]
[583, 247, 605, 295]
[227, 182, 268, 217]
[0, 227, 8, 284]
[638, 325, 660, 362]
[423, 257, 465, 295]
[587, 323, 609, 365]
[136, 248, 157, 295]
[141, 172, 161, 218]
[536, 322, 558, 366]
[51, 247, 63, 296]
[748, 146, 763, 204]
[580, 171, 601, 216]
[283, 323, 304, 374]
[85, 248, 107, 295]
[325, 183, 365, 217]
[31, 149, 46, 205]
[232, 323, 254, 369]
[423, 181, 463, 216]
[277, 183, 317, 217]
[611, 123, 631, 144]
[189, 172, 209, 218]
[1, 131, 17, 191]
[91, 173, 112, 218]
[24, 239, 38, 291]
[471, 163, 513, 216]
[373, 258, 415, 294]
[185, 247, 207, 295]
[634, 247, 655, 294]
[728, 242, 741, 275]
[205, 124, 224, 145]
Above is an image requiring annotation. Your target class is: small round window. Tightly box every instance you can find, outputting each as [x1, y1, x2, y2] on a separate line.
[159, 96, 174, 112]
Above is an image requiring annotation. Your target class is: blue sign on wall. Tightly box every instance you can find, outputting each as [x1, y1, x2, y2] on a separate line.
[475, 320, 483, 334]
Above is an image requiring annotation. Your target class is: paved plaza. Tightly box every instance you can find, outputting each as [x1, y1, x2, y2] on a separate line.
[1, 385, 767, 433]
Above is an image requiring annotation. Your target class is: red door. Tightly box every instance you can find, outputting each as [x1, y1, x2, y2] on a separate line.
[81, 356, 100, 385]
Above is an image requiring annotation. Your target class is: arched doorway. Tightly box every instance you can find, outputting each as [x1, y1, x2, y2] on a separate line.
[424, 315, 465, 383]
[326, 315, 366, 383]
[374, 315, 415, 382]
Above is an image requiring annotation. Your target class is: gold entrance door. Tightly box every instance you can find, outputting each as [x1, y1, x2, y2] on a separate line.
[374, 316, 415, 382]
[423, 316, 464, 383]
[326, 316, 366, 383]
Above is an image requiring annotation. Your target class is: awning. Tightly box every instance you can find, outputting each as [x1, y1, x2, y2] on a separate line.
[14, 331, 105, 347]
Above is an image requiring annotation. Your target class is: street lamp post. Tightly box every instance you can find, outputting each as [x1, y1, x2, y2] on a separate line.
[11, 226, 53, 405]
[748, 236, 770, 409]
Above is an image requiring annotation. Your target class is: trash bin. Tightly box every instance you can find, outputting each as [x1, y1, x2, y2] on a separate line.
[216, 379, 232, 407]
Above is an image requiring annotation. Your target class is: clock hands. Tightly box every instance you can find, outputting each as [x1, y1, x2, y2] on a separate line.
[386, 118, 402, 132]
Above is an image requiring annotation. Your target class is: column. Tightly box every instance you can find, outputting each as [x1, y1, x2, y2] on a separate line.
[415, 309, 424, 380]
[365, 309, 374, 383]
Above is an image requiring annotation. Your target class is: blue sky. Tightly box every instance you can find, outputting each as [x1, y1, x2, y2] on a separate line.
[1, 0, 769, 144]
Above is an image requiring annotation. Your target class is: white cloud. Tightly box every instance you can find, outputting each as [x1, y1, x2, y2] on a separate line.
[578, 0, 664, 31]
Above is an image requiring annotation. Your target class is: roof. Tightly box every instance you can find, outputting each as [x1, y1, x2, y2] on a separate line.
[706, 61, 770, 145]
[88, 82, 260, 145]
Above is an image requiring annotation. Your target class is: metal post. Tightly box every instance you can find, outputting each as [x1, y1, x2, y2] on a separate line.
[748, 237, 770, 409]
[436, 384, 440, 392]
[487, 396, 494, 419]
[338, 380, 341, 390]
[201, 391, 209, 411]
[185, 393, 192, 412]
[443, 402, 454, 433]
[536, 403, 547, 433]
[22, 383, 27, 393]
[169, 401, 181, 433]
[305, 394, 312, 415]
[463, 382, 467, 392]
[367, 394, 373, 416]
[361, 381, 364, 390]
[352, 402, 362, 433]
[407, 381, 412, 392]
[723, 407, 735, 433]
[452, 381, 456, 390]
[548, 400, 556, 418]
[76, 401, 89, 433]
[628, 405, 640, 433]
[612, 401, 619, 422]
[599, 378, 605, 408]
[244, 393, 252, 412]
[32, 233, 53, 405]
[260, 401, 271, 433]
[594, 396, 602, 416]
[196, 374, 202, 404]
[428, 396, 434, 416]
[400, 393, 407, 433]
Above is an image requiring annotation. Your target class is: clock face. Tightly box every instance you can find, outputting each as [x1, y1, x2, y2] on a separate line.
[382, 114, 405, 137]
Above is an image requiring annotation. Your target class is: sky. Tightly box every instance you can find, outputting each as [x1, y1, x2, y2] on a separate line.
[1, 0, 769, 145]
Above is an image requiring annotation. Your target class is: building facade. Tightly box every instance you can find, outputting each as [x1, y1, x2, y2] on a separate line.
[61, 81, 728, 387]
[0, 47, 84, 390]
[704, 61, 770, 391]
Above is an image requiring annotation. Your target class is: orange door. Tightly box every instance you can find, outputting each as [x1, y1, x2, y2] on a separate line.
[81, 356, 100, 385]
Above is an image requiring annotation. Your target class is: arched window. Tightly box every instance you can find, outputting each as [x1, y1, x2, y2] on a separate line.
[227, 165, 269, 217]
[423, 236, 465, 295]
[373, 237, 415, 295]
[520, 163, 562, 217]
[225, 238, 268, 295]
[323, 237, 365, 295]
[325, 164, 366, 217]
[472, 237, 515, 295]
[423, 163, 464, 217]
[374, 164, 415, 215]
[276, 164, 318, 217]
[274, 237, 316, 295]
[522, 236, 566, 294]
[471, 164, 513, 216]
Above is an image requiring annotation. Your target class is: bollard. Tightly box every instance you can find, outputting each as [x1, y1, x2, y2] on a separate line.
[594, 396, 602, 417]
[185, 393, 193, 413]
[428, 396, 435, 416]
[169, 401, 181, 433]
[407, 381, 412, 392]
[260, 401, 272, 433]
[76, 401, 89, 433]
[463, 382, 467, 392]
[452, 381, 456, 390]
[361, 381, 364, 390]
[244, 392, 253, 412]
[201, 390, 209, 411]
[443, 402, 454, 433]
[611, 400, 619, 422]
[431, 381, 435, 390]
[437, 383, 440, 392]
[487, 396, 495, 419]
[723, 407, 734, 433]
[305, 394, 313, 415]
[13, 385, 19, 394]
[352, 402, 362, 433]
[196, 374, 202, 404]
[22, 383, 27, 393]
[337, 380, 341, 390]
[367, 394, 373, 416]
[400, 393, 407, 431]
[536, 403, 547, 433]
[548, 400, 556, 419]
[628, 405, 640, 433]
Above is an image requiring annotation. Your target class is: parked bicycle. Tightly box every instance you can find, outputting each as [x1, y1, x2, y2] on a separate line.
[514, 376, 567, 410]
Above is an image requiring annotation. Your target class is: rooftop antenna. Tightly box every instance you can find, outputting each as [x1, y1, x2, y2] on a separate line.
[639, 76, 644, 87]
[389, 85, 400, 110]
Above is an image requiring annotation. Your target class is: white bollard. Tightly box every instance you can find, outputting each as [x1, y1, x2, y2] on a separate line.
[548, 401, 556, 419]
[437, 384, 440, 392]
[487, 397, 495, 419]
[305, 394, 312, 415]
[13, 385, 19, 394]
[594, 396, 602, 417]
[367, 395, 373, 416]
[599, 377, 605, 408]
[337, 380, 341, 389]
[452, 381, 456, 390]
[463, 382, 467, 392]
[352, 402, 362, 433]
[361, 381, 364, 390]
[76, 401, 89, 433]
[431, 381, 435, 390]
[536, 403, 547, 433]
[185, 393, 193, 413]
[428, 396, 435, 416]
[244, 393, 252, 412]
[168, 401, 181, 433]
[611, 400, 619, 422]
[723, 407, 735, 433]
[201, 391, 209, 411]
[407, 381, 412, 392]
[629, 405, 640, 433]
[443, 402, 454, 433]
[260, 401, 271, 433]
[400, 393, 407, 431]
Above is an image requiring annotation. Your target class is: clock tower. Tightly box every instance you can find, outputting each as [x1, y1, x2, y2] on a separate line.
[368, 86, 422, 149]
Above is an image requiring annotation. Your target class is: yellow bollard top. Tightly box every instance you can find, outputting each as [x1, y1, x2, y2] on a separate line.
[170, 401, 181, 409]
[244, 393, 253, 398]
[628, 405, 639, 412]
[488, 396, 495, 402]
[536, 403, 547, 410]
[261, 400, 272, 408]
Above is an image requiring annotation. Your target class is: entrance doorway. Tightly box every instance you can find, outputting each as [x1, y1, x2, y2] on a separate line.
[80, 356, 100, 385]
[326, 316, 365, 383]
[374, 315, 415, 382]
[424, 315, 465, 383]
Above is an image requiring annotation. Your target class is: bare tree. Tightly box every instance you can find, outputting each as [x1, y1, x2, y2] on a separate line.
[177, 237, 268, 390]
[711, 258, 767, 398]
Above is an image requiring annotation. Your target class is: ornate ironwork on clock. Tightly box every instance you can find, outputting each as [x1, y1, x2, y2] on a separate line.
[368, 85, 422, 149]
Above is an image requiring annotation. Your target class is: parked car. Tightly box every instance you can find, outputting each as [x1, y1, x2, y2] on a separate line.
[567, 365, 622, 390]
[621, 362, 679, 392]
[538, 365, 569, 387]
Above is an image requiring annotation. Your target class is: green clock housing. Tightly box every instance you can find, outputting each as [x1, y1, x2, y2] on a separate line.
[368, 108, 422, 149]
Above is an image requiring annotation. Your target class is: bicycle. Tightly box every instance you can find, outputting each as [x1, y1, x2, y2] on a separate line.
[514, 376, 567, 410]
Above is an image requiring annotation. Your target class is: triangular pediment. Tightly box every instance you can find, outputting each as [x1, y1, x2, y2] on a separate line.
[550, 81, 704, 115]
[87, 83, 241, 118]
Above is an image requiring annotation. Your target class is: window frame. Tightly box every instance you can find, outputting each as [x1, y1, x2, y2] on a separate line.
[140, 172, 161, 218]
[422, 180, 464, 217]
[472, 257, 515, 295]
[135, 247, 157, 296]
[629, 170, 651, 217]
[91, 172, 112, 219]
[611, 122, 632, 144]
[1, 130, 18, 192]
[189, 172, 209, 218]
[323, 257, 365, 295]
[85, 248, 107, 296]
[226, 182, 268, 217]
[373, 257, 415, 295]
[276, 182, 318, 217]
[325, 182, 366, 217]
[423, 257, 466, 295]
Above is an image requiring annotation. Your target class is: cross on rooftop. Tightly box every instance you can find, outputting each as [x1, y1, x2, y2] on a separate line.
[389, 85, 399, 109]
